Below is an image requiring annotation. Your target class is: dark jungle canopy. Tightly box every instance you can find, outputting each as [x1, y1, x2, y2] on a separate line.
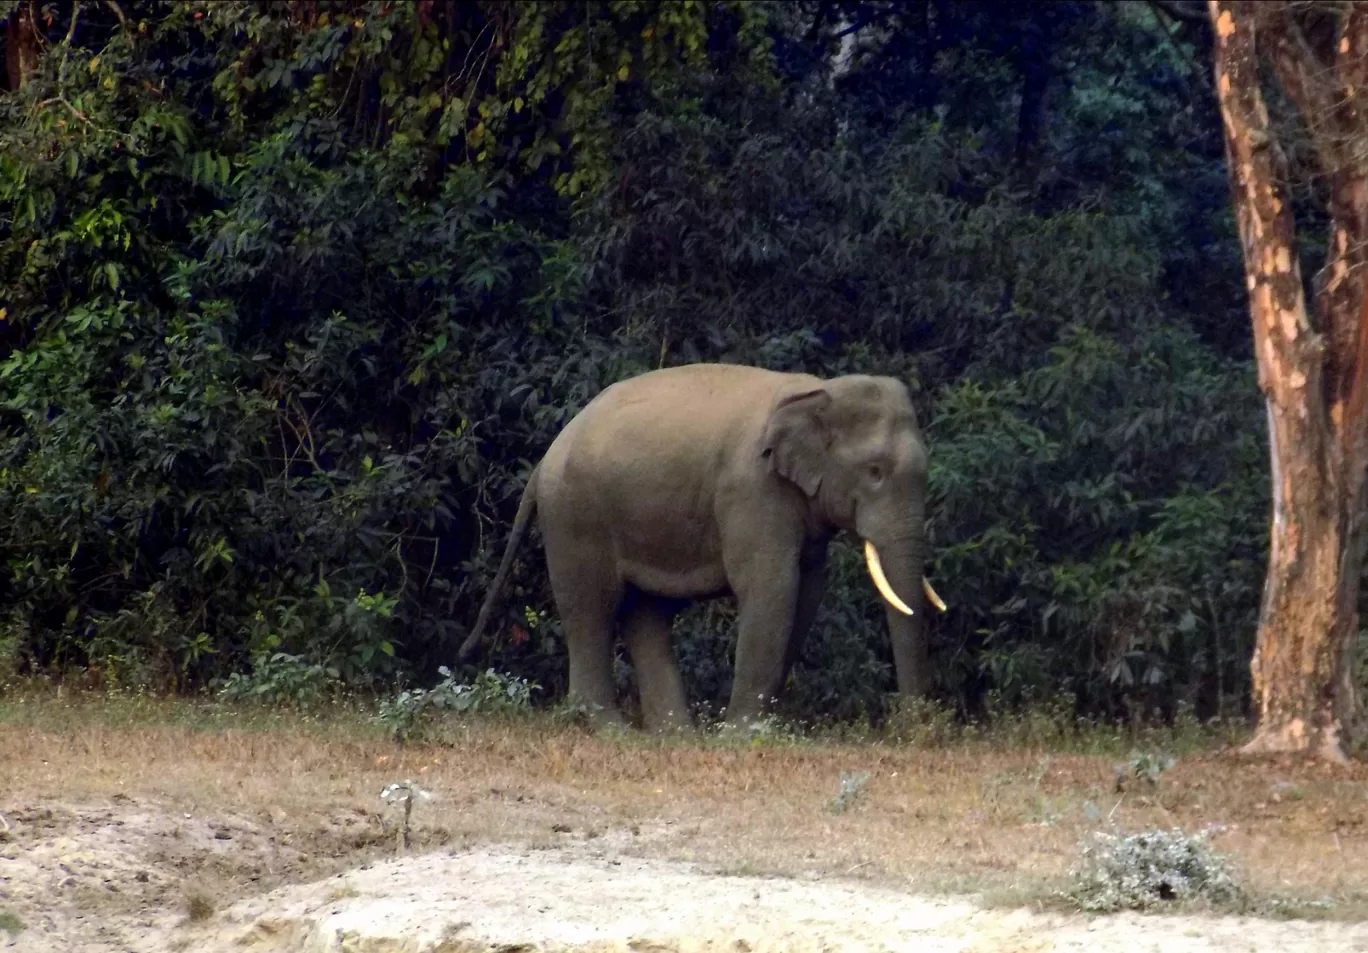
[0, 0, 1296, 726]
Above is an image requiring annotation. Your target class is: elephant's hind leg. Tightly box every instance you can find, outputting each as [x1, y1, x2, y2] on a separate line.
[622, 593, 692, 734]
[545, 542, 625, 727]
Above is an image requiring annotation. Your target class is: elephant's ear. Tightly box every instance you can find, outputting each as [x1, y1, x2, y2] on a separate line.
[762, 387, 832, 497]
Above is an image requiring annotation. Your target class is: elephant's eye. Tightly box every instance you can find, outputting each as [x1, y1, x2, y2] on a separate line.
[867, 464, 884, 485]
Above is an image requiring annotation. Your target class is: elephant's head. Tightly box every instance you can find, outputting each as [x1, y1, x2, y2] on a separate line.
[761, 375, 946, 694]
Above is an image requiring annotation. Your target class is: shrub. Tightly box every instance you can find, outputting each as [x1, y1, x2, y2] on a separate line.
[375, 667, 539, 742]
[216, 652, 344, 709]
[1067, 827, 1244, 912]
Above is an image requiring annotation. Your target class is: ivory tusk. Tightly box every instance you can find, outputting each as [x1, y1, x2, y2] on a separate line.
[863, 540, 914, 616]
[923, 578, 948, 612]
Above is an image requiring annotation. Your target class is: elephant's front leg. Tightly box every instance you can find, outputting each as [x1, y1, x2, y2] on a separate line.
[782, 555, 828, 689]
[724, 555, 802, 726]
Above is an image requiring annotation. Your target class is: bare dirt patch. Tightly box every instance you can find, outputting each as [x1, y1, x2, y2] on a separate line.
[6, 808, 1368, 953]
[4, 693, 1368, 950]
[160, 846, 1368, 953]
[0, 797, 401, 951]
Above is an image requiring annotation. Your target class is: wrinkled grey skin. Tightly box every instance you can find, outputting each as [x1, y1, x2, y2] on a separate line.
[459, 363, 932, 730]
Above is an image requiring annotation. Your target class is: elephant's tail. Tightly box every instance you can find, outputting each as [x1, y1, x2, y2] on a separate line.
[456, 464, 541, 663]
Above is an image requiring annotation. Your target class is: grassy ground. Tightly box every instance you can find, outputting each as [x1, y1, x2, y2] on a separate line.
[2, 679, 1367, 929]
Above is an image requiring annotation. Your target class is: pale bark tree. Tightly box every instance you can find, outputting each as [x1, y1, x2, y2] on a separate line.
[1209, 0, 1368, 762]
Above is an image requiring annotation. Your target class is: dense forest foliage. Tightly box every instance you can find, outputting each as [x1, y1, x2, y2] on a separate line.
[0, 0, 1290, 725]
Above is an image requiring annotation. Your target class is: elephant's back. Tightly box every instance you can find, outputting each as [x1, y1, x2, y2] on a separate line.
[534, 363, 814, 541]
[565, 363, 813, 457]
[594, 362, 807, 407]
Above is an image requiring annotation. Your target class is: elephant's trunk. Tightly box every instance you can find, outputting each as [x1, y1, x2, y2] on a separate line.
[861, 525, 933, 697]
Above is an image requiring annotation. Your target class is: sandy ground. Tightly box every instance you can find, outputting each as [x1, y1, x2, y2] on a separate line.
[4, 797, 1368, 953]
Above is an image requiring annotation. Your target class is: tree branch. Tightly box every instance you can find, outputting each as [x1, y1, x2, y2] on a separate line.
[1150, 0, 1209, 25]
[1271, 32, 1340, 166]
[1267, 3, 1368, 412]
[104, 0, 130, 41]
[56, 0, 82, 88]
[801, 4, 827, 46]
[832, 4, 894, 42]
[1148, 0, 1208, 89]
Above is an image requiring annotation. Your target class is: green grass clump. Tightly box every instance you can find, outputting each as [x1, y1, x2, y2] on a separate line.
[0, 910, 24, 937]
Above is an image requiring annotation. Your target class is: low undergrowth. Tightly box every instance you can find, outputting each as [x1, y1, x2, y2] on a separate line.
[0, 673, 1246, 758]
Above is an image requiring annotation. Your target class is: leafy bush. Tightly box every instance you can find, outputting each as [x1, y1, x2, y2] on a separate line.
[1116, 750, 1176, 789]
[1067, 828, 1244, 912]
[217, 652, 344, 710]
[376, 667, 539, 742]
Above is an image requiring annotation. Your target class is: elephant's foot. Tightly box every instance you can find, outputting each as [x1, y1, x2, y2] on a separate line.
[718, 687, 781, 731]
[713, 704, 787, 741]
[558, 692, 627, 731]
[712, 719, 749, 741]
[641, 708, 696, 737]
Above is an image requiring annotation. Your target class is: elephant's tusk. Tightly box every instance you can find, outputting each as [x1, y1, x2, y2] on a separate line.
[863, 540, 914, 616]
[923, 578, 948, 613]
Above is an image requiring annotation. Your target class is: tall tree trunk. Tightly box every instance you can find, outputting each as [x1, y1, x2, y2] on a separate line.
[1014, 19, 1052, 174]
[5, 1, 40, 91]
[1209, 0, 1368, 763]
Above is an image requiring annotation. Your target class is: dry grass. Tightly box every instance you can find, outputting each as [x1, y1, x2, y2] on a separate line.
[2, 682, 1368, 922]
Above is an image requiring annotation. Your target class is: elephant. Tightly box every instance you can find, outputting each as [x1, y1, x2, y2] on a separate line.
[457, 362, 946, 730]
